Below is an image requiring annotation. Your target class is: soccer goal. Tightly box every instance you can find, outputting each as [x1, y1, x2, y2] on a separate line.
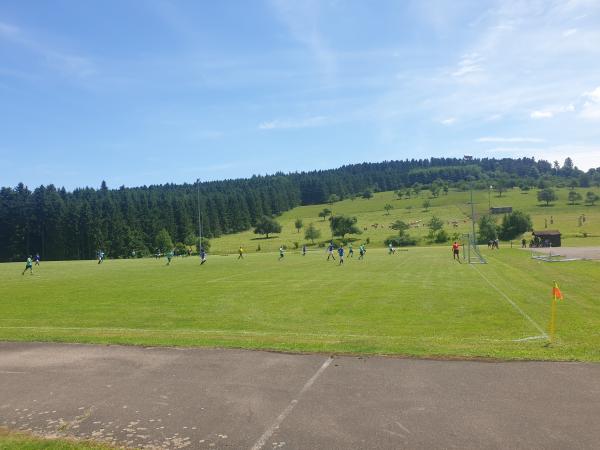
[462, 233, 487, 264]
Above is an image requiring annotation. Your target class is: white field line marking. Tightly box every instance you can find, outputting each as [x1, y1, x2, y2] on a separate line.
[0, 370, 27, 374]
[383, 429, 406, 439]
[513, 335, 547, 342]
[250, 357, 333, 450]
[471, 264, 548, 338]
[395, 421, 411, 434]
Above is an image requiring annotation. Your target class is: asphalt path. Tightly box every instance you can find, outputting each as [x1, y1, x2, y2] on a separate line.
[1, 342, 598, 449]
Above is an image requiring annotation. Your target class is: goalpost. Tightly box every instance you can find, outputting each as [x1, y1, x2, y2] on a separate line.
[462, 233, 486, 264]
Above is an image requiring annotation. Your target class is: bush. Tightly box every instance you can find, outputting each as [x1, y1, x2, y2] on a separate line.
[478, 215, 498, 244]
[385, 235, 418, 247]
[174, 242, 187, 256]
[434, 229, 449, 243]
[499, 210, 532, 240]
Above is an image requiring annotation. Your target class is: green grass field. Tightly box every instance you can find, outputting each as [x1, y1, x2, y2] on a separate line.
[2, 246, 599, 361]
[209, 187, 600, 253]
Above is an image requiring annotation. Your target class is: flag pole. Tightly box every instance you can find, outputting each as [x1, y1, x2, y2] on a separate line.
[549, 296, 557, 344]
[549, 280, 562, 344]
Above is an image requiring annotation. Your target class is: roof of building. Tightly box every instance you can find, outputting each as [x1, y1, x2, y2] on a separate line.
[533, 230, 561, 236]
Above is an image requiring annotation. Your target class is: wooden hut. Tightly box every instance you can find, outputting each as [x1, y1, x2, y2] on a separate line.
[532, 230, 561, 247]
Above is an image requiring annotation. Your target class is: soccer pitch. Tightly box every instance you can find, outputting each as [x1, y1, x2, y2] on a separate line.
[1, 248, 598, 361]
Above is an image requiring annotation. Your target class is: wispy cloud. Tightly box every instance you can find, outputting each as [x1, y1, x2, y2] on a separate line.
[477, 137, 545, 143]
[268, 0, 336, 79]
[422, 0, 600, 125]
[530, 110, 554, 119]
[440, 117, 456, 125]
[258, 115, 328, 130]
[530, 104, 575, 119]
[0, 19, 95, 78]
[0, 21, 20, 37]
[452, 53, 485, 78]
[580, 86, 600, 120]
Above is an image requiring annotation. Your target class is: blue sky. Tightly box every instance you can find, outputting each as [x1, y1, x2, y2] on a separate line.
[1, 0, 599, 190]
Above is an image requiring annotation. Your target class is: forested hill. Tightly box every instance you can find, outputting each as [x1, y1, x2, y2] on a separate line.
[1, 157, 598, 261]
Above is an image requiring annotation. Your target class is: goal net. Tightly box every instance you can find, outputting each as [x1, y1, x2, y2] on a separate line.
[462, 233, 486, 264]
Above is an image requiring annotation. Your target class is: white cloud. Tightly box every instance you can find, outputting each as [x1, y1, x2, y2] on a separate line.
[259, 116, 328, 130]
[477, 137, 545, 143]
[584, 86, 600, 102]
[440, 117, 456, 125]
[452, 53, 485, 78]
[580, 86, 600, 120]
[530, 110, 554, 119]
[563, 28, 578, 37]
[530, 104, 575, 119]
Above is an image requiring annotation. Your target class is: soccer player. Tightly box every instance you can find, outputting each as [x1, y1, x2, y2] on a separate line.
[22, 255, 33, 275]
[388, 242, 396, 255]
[166, 249, 174, 265]
[302, 244, 307, 256]
[358, 244, 365, 260]
[238, 246, 244, 260]
[279, 246, 285, 260]
[337, 245, 345, 265]
[97, 250, 105, 264]
[348, 243, 354, 258]
[34, 253, 40, 266]
[452, 241, 461, 261]
[200, 246, 207, 265]
[327, 242, 336, 261]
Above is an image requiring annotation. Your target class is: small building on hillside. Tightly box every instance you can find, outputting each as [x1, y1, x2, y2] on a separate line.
[532, 230, 562, 247]
[490, 206, 513, 214]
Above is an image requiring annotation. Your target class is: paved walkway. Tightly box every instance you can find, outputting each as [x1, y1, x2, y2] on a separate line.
[526, 246, 600, 260]
[1, 342, 598, 449]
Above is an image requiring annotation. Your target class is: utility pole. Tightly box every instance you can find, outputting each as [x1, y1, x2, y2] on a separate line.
[470, 182, 476, 240]
[197, 178, 202, 251]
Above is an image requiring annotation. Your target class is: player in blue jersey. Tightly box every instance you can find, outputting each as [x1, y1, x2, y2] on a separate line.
[337, 245, 345, 265]
[327, 242, 336, 261]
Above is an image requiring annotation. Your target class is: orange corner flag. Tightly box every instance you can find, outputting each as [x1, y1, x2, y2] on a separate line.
[552, 281, 564, 301]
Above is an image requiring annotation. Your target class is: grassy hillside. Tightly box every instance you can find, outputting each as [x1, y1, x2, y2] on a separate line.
[210, 187, 600, 254]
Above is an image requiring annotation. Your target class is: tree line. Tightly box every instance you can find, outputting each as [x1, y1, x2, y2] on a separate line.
[1, 156, 598, 261]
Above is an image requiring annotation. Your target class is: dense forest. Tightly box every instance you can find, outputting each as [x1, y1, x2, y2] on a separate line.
[1, 156, 598, 261]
